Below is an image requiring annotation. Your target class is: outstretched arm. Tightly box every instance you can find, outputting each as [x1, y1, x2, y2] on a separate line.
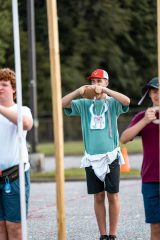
[103, 88, 130, 106]
[62, 85, 92, 108]
[120, 107, 157, 144]
[62, 89, 81, 108]
[0, 105, 33, 130]
[120, 119, 147, 144]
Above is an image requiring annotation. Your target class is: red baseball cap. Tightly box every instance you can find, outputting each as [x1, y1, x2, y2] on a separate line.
[87, 69, 109, 80]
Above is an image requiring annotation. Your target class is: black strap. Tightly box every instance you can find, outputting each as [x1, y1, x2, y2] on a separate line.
[2, 165, 19, 177]
[0, 165, 19, 184]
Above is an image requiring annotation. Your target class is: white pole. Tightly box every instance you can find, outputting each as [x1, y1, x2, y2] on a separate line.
[12, 1, 28, 239]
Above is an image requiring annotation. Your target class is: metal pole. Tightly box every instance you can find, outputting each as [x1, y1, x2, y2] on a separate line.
[12, 0, 27, 239]
[46, 0, 66, 239]
[27, 0, 38, 153]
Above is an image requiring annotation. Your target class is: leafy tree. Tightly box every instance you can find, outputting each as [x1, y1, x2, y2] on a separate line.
[18, 0, 51, 113]
[0, 1, 13, 66]
[0, 0, 158, 141]
[58, 0, 157, 106]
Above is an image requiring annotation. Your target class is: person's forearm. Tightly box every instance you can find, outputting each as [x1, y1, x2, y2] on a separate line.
[0, 105, 33, 130]
[120, 117, 148, 144]
[62, 89, 80, 108]
[104, 88, 130, 106]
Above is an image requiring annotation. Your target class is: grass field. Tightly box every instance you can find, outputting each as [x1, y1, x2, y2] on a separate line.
[31, 168, 140, 182]
[37, 137, 142, 156]
[32, 138, 142, 181]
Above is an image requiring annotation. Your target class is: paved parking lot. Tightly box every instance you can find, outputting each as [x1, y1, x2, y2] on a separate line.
[27, 180, 149, 240]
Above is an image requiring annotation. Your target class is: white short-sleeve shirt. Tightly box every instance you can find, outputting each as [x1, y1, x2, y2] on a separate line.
[0, 104, 33, 171]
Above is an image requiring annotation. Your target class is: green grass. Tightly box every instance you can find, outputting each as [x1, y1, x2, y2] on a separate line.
[31, 168, 140, 182]
[31, 168, 85, 181]
[120, 138, 143, 154]
[37, 141, 84, 156]
[33, 139, 142, 181]
[37, 138, 142, 156]
[120, 168, 140, 177]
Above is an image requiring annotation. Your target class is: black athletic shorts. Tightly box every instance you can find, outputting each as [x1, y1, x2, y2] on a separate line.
[85, 159, 120, 194]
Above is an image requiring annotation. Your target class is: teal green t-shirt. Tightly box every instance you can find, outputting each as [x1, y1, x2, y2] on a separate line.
[64, 97, 129, 155]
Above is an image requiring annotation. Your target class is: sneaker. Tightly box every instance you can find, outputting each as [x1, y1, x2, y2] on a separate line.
[109, 235, 117, 240]
[100, 235, 109, 240]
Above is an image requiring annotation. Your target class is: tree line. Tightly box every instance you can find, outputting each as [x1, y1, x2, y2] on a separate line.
[0, 0, 157, 124]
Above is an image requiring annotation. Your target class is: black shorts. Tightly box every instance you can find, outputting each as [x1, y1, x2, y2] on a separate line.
[85, 159, 120, 194]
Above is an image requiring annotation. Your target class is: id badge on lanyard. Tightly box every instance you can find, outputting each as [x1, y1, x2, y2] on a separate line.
[90, 113, 105, 129]
[89, 101, 108, 130]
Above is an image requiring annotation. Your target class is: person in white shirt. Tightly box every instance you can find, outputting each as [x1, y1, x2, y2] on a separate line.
[0, 68, 33, 240]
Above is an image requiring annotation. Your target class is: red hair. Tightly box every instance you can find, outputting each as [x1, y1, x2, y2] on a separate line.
[0, 68, 16, 99]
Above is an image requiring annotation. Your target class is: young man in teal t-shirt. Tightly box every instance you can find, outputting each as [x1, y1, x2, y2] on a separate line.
[62, 69, 130, 240]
